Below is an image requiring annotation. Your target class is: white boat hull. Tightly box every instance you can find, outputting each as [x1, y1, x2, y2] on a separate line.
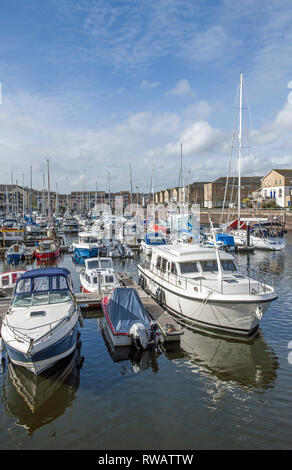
[138, 267, 275, 336]
[1, 307, 80, 374]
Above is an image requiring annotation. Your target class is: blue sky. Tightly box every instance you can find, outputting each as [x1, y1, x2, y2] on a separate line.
[1, 0, 292, 193]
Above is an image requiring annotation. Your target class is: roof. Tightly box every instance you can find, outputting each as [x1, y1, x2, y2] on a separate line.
[267, 169, 292, 178]
[18, 268, 71, 279]
[151, 243, 233, 261]
[214, 176, 262, 184]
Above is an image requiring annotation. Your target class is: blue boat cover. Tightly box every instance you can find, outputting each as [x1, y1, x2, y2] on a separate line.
[18, 268, 71, 279]
[105, 288, 151, 334]
[145, 233, 166, 245]
[216, 233, 235, 246]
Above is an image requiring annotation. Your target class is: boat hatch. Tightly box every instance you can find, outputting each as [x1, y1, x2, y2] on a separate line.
[30, 310, 46, 317]
[223, 279, 238, 283]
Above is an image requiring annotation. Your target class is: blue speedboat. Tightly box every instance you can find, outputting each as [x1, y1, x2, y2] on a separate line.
[1, 268, 82, 375]
[72, 232, 101, 259]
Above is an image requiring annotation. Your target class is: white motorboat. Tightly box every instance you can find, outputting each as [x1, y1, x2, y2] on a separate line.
[140, 232, 166, 256]
[80, 257, 120, 294]
[71, 231, 102, 259]
[231, 223, 285, 251]
[137, 243, 277, 337]
[1, 268, 82, 375]
[62, 216, 79, 233]
[0, 270, 26, 295]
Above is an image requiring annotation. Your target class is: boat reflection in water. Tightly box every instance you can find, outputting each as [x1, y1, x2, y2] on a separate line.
[165, 328, 278, 392]
[2, 336, 84, 436]
[101, 318, 160, 375]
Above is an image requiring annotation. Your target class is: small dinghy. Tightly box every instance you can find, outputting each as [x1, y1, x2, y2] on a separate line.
[102, 288, 160, 349]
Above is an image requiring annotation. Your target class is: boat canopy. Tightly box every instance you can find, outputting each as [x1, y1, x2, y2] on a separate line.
[145, 233, 166, 245]
[216, 233, 235, 246]
[105, 288, 151, 334]
[15, 268, 73, 294]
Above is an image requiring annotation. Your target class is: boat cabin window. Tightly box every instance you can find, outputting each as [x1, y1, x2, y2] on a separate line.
[100, 259, 112, 269]
[156, 256, 161, 270]
[87, 259, 99, 270]
[16, 277, 31, 293]
[1, 275, 9, 286]
[34, 276, 50, 291]
[171, 262, 177, 275]
[221, 260, 237, 272]
[179, 262, 199, 275]
[51, 275, 69, 290]
[201, 260, 218, 273]
[161, 258, 167, 272]
[105, 275, 114, 283]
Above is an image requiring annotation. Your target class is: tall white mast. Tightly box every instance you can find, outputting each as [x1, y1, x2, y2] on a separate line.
[22, 174, 25, 214]
[108, 172, 111, 209]
[47, 159, 52, 229]
[129, 163, 133, 206]
[238, 72, 243, 229]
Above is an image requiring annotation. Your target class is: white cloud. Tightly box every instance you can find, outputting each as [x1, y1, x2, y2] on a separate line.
[140, 80, 160, 89]
[167, 79, 196, 98]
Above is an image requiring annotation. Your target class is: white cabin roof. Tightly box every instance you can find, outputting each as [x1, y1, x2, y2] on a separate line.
[151, 243, 234, 262]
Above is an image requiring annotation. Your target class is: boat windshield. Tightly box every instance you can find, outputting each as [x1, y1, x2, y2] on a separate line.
[87, 260, 100, 269]
[13, 289, 71, 306]
[221, 260, 238, 272]
[201, 260, 218, 273]
[13, 274, 72, 306]
[100, 259, 112, 269]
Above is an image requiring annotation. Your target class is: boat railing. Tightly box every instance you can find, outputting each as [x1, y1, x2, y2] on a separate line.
[141, 261, 275, 297]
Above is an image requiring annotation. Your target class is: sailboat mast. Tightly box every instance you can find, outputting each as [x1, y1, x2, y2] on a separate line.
[22, 174, 25, 214]
[47, 159, 52, 228]
[129, 163, 133, 206]
[180, 142, 183, 204]
[238, 73, 243, 229]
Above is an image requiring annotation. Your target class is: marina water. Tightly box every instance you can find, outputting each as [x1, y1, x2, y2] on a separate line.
[0, 233, 291, 450]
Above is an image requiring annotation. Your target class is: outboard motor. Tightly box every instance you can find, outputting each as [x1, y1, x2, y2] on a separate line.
[150, 320, 159, 345]
[129, 322, 150, 350]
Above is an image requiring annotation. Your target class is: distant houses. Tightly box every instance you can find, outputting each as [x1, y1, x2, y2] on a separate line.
[261, 169, 292, 208]
[154, 170, 292, 209]
[1, 169, 292, 213]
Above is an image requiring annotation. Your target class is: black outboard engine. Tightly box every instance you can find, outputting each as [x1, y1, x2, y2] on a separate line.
[150, 320, 159, 345]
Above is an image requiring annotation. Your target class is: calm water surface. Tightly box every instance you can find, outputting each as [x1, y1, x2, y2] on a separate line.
[0, 234, 292, 450]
